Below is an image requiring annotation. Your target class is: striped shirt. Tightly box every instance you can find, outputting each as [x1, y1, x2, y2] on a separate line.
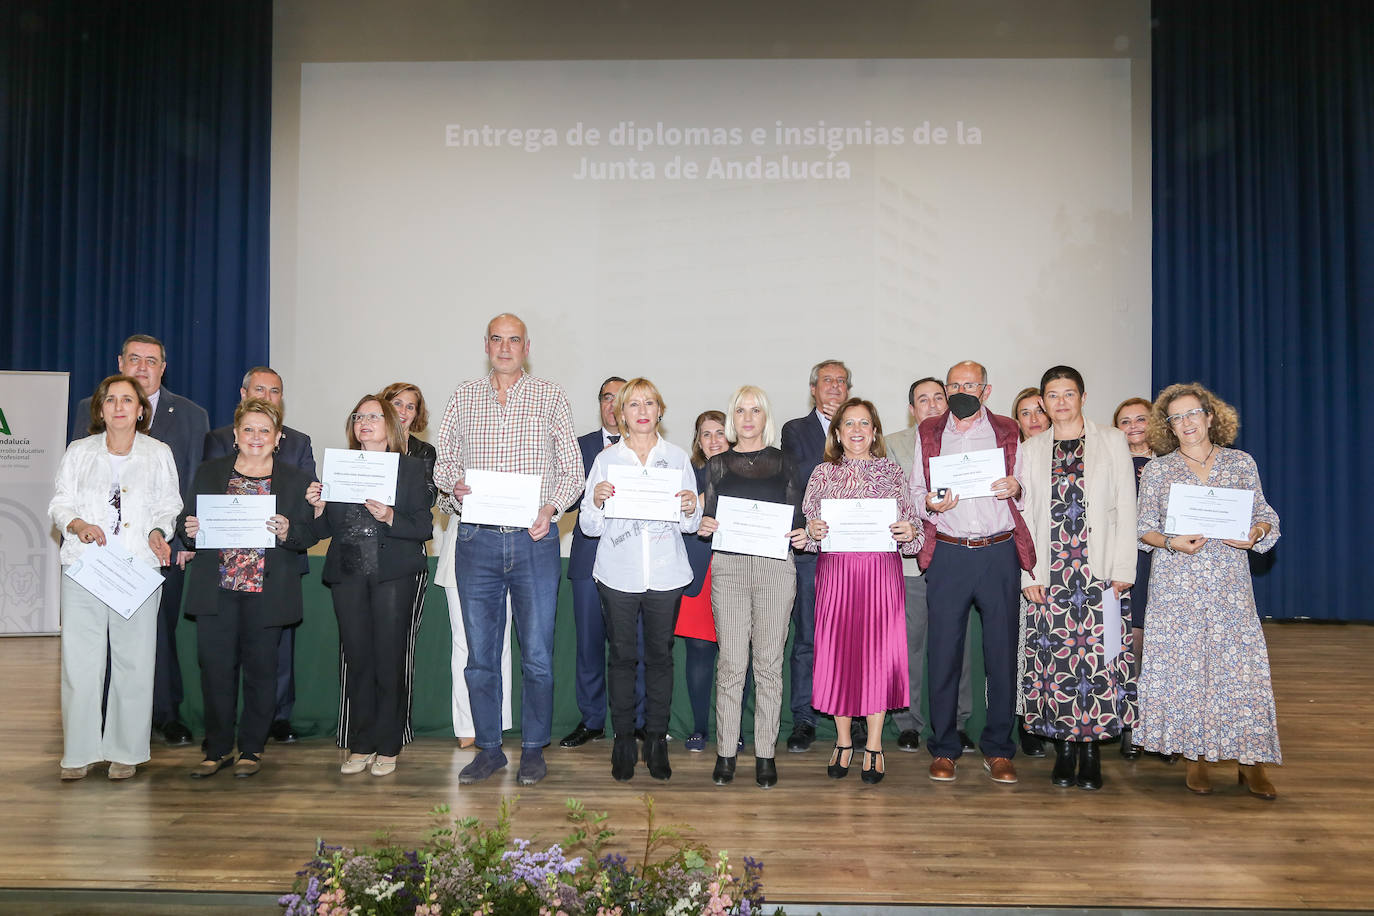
[434, 371, 581, 520]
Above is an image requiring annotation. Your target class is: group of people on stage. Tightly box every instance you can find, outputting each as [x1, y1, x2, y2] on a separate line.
[49, 317, 1283, 801]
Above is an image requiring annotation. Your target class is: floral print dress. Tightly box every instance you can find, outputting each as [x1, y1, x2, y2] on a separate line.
[1022, 438, 1137, 740]
[1134, 448, 1282, 764]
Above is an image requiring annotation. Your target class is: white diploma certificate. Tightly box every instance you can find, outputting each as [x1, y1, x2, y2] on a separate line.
[604, 465, 682, 522]
[321, 448, 399, 506]
[64, 542, 165, 619]
[461, 469, 542, 528]
[712, 495, 794, 560]
[194, 494, 277, 549]
[820, 498, 898, 553]
[928, 447, 1006, 499]
[1165, 483, 1255, 539]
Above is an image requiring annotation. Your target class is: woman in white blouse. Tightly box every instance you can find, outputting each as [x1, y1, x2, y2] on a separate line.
[49, 375, 182, 781]
[578, 377, 701, 783]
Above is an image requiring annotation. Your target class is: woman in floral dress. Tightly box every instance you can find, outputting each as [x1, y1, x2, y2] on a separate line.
[1020, 367, 1139, 790]
[1135, 383, 1281, 799]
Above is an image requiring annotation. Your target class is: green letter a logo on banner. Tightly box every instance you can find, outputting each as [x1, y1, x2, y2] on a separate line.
[0, 408, 10, 435]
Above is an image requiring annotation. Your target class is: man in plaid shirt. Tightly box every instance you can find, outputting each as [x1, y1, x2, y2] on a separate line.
[434, 313, 581, 785]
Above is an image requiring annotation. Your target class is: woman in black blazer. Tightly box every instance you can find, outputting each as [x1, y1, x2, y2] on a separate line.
[179, 399, 318, 779]
[307, 394, 432, 777]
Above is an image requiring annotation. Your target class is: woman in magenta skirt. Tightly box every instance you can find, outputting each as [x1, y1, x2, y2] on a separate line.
[802, 398, 922, 784]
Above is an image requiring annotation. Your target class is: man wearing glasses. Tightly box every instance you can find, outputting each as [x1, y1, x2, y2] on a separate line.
[203, 367, 317, 745]
[907, 360, 1035, 786]
[434, 313, 582, 786]
[560, 376, 630, 749]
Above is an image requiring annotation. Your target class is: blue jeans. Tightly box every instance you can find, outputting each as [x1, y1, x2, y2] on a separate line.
[454, 524, 560, 749]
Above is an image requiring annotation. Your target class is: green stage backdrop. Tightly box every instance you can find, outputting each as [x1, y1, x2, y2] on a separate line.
[172, 559, 988, 746]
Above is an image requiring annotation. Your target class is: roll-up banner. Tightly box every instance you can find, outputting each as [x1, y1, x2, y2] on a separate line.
[0, 370, 69, 634]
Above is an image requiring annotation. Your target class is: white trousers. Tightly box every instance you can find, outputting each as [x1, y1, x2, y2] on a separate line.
[445, 585, 513, 736]
[60, 573, 160, 768]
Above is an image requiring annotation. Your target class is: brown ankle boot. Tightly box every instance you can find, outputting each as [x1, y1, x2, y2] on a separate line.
[1185, 759, 1212, 794]
[1238, 763, 1277, 800]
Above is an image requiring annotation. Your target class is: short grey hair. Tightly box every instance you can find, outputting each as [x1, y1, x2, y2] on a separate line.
[241, 366, 283, 391]
[945, 360, 988, 385]
[809, 359, 852, 389]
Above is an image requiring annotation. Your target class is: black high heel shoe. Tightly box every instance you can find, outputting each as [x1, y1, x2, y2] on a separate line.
[1019, 721, 1047, 758]
[1119, 727, 1142, 760]
[860, 749, 886, 784]
[826, 744, 853, 779]
[1051, 739, 1077, 787]
[711, 755, 736, 785]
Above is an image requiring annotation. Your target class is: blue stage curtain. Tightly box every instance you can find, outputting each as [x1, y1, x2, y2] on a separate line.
[1152, 1, 1373, 619]
[1, 1, 270, 428]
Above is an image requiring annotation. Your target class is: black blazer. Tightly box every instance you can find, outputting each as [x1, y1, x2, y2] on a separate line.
[781, 411, 827, 558]
[567, 429, 607, 581]
[75, 386, 210, 552]
[407, 434, 438, 506]
[312, 453, 432, 585]
[205, 423, 318, 575]
[177, 455, 319, 627]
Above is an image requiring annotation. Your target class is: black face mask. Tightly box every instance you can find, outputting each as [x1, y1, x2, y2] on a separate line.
[948, 392, 982, 420]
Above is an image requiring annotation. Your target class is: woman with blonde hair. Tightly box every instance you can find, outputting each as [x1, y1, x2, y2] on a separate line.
[1135, 383, 1281, 798]
[698, 385, 807, 788]
[579, 378, 701, 782]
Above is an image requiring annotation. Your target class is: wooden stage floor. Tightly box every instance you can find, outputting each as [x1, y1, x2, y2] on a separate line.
[2, 621, 1372, 911]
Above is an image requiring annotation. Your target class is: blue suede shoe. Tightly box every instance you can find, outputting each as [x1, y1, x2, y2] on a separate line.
[458, 747, 508, 784]
[517, 748, 547, 786]
[684, 733, 706, 752]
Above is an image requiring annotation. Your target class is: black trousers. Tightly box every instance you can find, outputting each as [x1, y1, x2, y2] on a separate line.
[152, 564, 187, 725]
[596, 582, 683, 738]
[331, 574, 418, 756]
[925, 538, 1020, 760]
[196, 589, 282, 759]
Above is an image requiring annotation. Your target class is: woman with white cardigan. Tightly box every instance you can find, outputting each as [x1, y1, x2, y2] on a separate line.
[49, 374, 182, 781]
[1018, 366, 1138, 790]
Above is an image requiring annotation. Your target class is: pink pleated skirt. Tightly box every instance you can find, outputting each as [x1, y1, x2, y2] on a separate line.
[812, 551, 909, 717]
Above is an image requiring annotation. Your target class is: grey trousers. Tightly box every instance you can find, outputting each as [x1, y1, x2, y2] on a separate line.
[60, 572, 160, 768]
[711, 552, 796, 759]
[891, 573, 974, 734]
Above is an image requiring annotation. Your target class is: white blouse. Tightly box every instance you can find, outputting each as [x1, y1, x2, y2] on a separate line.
[578, 436, 701, 593]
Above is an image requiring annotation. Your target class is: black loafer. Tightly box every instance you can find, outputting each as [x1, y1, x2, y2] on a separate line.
[712, 755, 736, 785]
[161, 721, 193, 747]
[896, 729, 922, 752]
[559, 722, 605, 748]
[786, 723, 815, 753]
[755, 757, 778, 789]
[1019, 724, 1047, 758]
[269, 719, 297, 743]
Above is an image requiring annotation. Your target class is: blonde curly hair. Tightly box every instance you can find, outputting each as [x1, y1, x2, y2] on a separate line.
[1147, 382, 1240, 455]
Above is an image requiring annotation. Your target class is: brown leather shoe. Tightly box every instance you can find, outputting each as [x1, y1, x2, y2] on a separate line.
[1185, 759, 1212, 794]
[984, 756, 1018, 784]
[1238, 763, 1276, 800]
[928, 756, 957, 782]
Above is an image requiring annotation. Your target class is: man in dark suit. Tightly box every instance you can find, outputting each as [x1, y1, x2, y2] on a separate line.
[778, 359, 850, 752]
[70, 334, 210, 746]
[559, 376, 625, 747]
[202, 366, 317, 743]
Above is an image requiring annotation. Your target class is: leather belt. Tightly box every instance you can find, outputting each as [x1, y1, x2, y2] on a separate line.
[935, 531, 1013, 549]
[472, 523, 524, 533]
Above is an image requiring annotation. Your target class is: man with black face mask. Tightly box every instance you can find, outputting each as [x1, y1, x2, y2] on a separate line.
[908, 360, 1034, 786]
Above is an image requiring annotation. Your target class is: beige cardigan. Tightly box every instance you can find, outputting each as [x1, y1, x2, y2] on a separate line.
[1020, 417, 1138, 589]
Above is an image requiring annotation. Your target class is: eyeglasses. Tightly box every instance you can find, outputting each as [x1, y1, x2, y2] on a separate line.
[351, 413, 384, 423]
[946, 381, 985, 393]
[1166, 407, 1208, 427]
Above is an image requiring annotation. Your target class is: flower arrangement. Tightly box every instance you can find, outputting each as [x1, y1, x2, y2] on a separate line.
[278, 796, 785, 916]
